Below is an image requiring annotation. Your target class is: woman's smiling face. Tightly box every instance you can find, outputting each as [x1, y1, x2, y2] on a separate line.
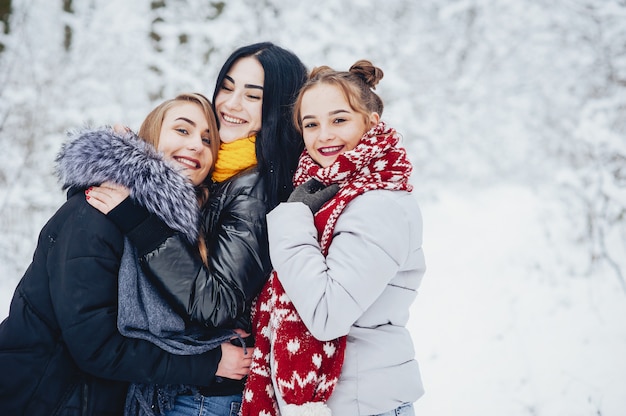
[214, 56, 264, 143]
[300, 83, 379, 167]
[157, 102, 215, 186]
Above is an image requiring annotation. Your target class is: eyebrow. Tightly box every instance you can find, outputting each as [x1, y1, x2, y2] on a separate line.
[301, 109, 350, 121]
[175, 117, 195, 126]
[224, 75, 263, 90]
[175, 117, 212, 135]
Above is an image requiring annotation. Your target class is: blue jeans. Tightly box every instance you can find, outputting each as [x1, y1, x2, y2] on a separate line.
[163, 394, 241, 416]
[373, 402, 415, 416]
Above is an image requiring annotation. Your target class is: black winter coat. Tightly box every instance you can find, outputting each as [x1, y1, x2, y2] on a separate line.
[0, 191, 221, 415]
[0, 129, 223, 415]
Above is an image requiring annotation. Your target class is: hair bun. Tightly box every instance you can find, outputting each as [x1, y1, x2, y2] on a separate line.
[309, 65, 334, 80]
[349, 60, 384, 89]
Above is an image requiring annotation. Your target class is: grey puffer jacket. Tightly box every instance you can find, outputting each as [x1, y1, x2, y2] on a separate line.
[268, 190, 426, 415]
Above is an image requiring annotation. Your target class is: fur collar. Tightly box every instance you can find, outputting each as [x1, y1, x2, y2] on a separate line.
[55, 127, 199, 242]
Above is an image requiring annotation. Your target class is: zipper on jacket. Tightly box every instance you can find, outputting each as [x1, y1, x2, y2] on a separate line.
[82, 382, 89, 414]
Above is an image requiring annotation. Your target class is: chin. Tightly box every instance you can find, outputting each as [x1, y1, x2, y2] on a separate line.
[219, 130, 243, 143]
[318, 157, 337, 168]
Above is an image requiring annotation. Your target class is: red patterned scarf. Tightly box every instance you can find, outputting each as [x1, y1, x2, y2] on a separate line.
[241, 122, 413, 416]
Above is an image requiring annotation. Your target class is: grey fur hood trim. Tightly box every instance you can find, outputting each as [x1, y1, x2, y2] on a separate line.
[55, 127, 199, 242]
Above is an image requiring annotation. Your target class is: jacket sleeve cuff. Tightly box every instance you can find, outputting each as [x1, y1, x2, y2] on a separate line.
[107, 197, 175, 256]
[107, 197, 150, 234]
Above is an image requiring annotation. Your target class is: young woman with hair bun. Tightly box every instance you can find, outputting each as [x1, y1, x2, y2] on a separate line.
[242, 60, 426, 416]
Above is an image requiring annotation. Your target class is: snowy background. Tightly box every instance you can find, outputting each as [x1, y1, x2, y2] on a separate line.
[1, 1, 625, 415]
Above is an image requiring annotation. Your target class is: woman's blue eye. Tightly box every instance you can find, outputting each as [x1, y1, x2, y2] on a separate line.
[177, 128, 188, 134]
[202, 138, 211, 145]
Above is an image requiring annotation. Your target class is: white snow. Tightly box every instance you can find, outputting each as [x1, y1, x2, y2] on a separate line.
[1, 1, 625, 415]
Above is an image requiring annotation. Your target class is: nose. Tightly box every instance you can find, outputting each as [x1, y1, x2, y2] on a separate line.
[319, 124, 335, 142]
[187, 133, 204, 152]
[223, 91, 243, 111]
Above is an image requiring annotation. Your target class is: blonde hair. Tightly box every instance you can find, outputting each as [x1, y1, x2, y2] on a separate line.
[138, 92, 220, 170]
[293, 59, 384, 133]
[138, 92, 220, 265]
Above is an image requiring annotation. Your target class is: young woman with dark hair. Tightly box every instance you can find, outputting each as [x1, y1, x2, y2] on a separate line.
[86, 42, 308, 416]
[211, 41, 307, 208]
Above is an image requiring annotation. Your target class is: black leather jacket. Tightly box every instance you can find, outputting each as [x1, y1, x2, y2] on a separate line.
[116, 167, 272, 332]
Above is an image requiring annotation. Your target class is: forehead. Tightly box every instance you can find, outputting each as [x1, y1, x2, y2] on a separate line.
[226, 56, 265, 85]
[163, 102, 206, 122]
[302, 83, 349, 111]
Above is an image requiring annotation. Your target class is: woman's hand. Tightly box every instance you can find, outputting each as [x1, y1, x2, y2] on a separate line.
[288, 178, 339, 213]
[112, 123, 131, 134]
[85, 181, 130, 215]
[216, 341, 252, 380]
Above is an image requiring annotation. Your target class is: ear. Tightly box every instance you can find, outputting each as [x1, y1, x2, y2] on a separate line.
[369, 112, 380, 127]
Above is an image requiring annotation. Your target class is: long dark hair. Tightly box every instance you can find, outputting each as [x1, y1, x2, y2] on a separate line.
[212, 42, 307, 208]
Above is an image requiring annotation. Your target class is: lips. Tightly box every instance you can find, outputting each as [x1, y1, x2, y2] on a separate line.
[222, 113, 247, 125]
[318, 145, 344, 156]
[173, 156, 200, 169]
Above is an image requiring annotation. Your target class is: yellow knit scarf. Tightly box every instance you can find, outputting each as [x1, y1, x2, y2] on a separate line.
[211, 136, 257, 183]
